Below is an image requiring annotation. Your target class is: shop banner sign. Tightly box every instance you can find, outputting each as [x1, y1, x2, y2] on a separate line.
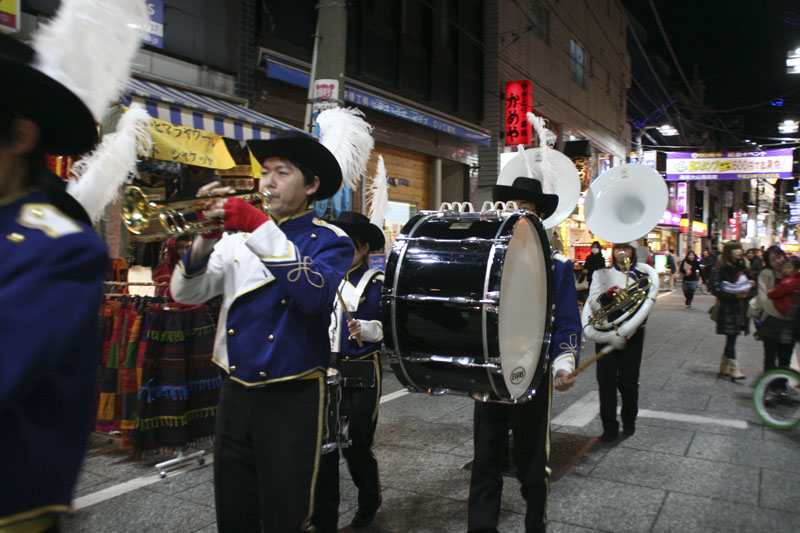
[666, 148, 794, 180]
[145, 115, 235, 170]
[504, 80, 532, 146]
[143, 1, 164, 48]
[0, 0, 20, 33]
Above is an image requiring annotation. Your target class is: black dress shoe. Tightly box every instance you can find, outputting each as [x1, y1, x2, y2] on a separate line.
[623, 423, 636, 437]
[350, 509, 377, 528]
[599, 429, 618, 442]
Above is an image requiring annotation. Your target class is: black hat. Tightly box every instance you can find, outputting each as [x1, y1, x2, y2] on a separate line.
[247, 132, 343, 201]
[0, 33, 97, 156]
[330, 211, 385, 252]
[492, 177, 559, 218]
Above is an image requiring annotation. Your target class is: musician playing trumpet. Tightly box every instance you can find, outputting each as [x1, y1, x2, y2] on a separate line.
[586, 242, 651, 442]
[171, 133, 354, 531]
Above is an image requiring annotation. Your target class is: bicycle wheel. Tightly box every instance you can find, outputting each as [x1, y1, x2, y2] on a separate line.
[752, 368, 800, 430]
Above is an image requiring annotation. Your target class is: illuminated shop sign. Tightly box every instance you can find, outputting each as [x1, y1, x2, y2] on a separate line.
[666, 148, 794, 180]
[504, 80, 532, 146]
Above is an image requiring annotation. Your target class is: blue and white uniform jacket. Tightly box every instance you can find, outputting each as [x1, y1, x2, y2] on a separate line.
[329, 262, 384, 360]
[588, 262, 650, 326]
[0, 191, 107, 528]
[550, 250, 582, 377]
[171, 210, 354, 387]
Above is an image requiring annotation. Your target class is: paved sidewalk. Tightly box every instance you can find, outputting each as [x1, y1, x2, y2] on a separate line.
[64, 290, 800, 532]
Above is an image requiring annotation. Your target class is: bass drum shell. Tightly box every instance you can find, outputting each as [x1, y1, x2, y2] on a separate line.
[382, 212, 554, 402]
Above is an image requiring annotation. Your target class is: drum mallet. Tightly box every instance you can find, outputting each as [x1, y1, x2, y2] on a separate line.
[336, 288, 364, 348]
[568, 343, 618, 378]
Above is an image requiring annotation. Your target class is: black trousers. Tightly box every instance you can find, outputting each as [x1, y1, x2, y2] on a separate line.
[213, 376, 323, 533]
[313, 356, 383, 531]
[596, 327, 645, 430]
[468, 371, 553, 533]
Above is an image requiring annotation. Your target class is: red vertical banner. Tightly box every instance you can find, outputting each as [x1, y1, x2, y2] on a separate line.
[505, 80, 532, 146]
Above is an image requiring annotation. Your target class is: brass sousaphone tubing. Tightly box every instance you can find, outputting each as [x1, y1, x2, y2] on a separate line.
[121, 185, 275, 241]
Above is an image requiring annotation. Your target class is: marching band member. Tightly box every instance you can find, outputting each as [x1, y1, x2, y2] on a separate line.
[0, 34, 109, 532]
[586, 242, 651, 442]
[171, 133, 354, 531]
[314, 211, 385, 531]
[468, 177, 582, 533]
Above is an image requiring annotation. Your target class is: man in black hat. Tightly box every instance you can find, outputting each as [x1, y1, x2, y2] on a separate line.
[171, 133, 354, 531]
[0, 34, 108, 531]
[314, 211, 385, 531]
[467, 176, 581, 533]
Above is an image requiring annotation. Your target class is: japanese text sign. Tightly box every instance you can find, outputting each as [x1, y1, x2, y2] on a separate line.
[505, 80, 532, 146]
[666, 148, 794, 180]
[144, 115, 235, 170]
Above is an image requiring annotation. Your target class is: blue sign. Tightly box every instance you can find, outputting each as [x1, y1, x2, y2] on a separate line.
[263, 56, 491, 146]
[143, 1, 164, 49]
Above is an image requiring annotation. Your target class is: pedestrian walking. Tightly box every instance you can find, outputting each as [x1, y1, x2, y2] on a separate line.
[710, 241, 755, 381]
[679, 251, 702, 307]
[754, 246, 795, 374]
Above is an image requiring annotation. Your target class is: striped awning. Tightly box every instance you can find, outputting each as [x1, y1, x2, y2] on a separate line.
[122, 78, 303, 141]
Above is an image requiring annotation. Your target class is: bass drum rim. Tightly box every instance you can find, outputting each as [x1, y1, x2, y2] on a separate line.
[498, 215, 554, 400]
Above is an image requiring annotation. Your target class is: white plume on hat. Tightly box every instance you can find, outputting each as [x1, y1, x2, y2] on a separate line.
[527, 112, 556, 195]
[317, 107, 375, 191]
[67, 104, 152, 222]
[33, 0, 149, 123]
[368, 154, 388, 226]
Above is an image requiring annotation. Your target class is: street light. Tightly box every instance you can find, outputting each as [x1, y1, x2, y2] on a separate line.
[788, 48, 800, 75]
[778, 119, 799, 134]
[657, 125, 679, 136]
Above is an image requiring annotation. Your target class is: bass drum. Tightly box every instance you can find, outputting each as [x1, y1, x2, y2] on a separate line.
[382, 211, 554, 403]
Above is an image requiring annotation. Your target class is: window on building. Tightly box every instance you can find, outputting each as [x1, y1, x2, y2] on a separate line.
[529, 0, 549, 41]
[570, 39, 586, 88]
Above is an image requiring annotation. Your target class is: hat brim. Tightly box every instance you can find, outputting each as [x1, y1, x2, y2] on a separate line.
[247, 136, 342, 200]
[40, 171, 92, 226]
[333, 221, 385, 252]
[492, 185, 559, 219]
[0, 58, 97, 156]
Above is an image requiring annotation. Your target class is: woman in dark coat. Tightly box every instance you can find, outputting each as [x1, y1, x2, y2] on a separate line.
[710, 241, 755, 380]
[679, 250, 702, 307]
[583, 241, 607, 286]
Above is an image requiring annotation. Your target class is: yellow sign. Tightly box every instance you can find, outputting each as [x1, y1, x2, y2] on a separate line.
[0, 0, 20, 33]
[248, 147, 262, 180]
[145, 116, 235, 170]
[782, 243, 800, 253]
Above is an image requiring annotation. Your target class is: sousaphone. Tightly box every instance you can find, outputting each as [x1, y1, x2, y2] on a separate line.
[574, 164, 667, 376]
[496, 147, 581, 229]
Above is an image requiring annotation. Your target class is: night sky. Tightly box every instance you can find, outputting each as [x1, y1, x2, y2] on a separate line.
[621, 0, 800, 142]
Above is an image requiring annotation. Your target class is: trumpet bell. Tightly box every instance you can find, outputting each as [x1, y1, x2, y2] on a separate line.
[121, 186, 165, 241]
[584, 164, 667, 244]
[496, 147, 580, 229]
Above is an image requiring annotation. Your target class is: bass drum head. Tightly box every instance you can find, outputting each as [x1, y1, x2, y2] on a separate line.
[498, 216, 551, 400]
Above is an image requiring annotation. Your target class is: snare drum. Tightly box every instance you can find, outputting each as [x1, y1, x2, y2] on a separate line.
[382, 211, 554, 403]
[321, 368, 350, 454]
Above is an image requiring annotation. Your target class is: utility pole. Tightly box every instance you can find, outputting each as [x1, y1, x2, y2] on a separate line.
[304, 1, 349, 215]
[304, 1, 348, 132]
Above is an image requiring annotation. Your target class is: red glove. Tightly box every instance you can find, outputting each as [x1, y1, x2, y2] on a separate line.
[604, 286, 619, 299]
[223, 197, 270, 233]
[195, 209, 223, 240]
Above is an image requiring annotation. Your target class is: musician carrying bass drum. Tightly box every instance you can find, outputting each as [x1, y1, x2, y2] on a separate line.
[468, 159, 582, 533]
[582, 164, 666, 443]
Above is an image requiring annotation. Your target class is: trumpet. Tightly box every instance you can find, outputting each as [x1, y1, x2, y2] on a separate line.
[121, 185, 274, 241]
